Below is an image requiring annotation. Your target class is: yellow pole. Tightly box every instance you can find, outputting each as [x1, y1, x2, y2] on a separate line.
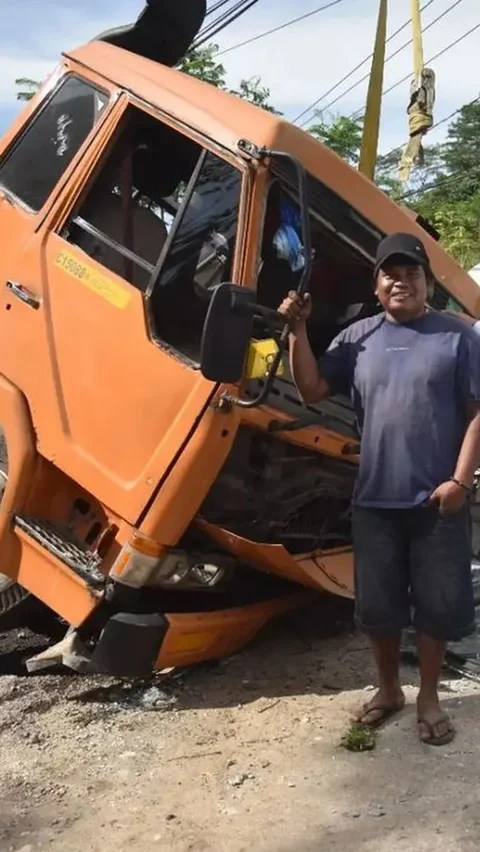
[358, 0, 388, 180]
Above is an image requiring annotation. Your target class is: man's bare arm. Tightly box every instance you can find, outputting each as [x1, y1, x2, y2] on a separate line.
[289, 323, 330, 404]
[277, 291, 330, 404]
[430, 403, 480, 513]
[454, 403, 480, 487]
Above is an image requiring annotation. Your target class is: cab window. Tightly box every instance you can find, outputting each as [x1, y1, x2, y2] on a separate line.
[61, 104, 242, 363]
[0, 76, 108, 212]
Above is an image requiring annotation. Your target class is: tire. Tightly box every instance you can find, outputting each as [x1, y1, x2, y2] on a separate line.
[0, 431, 30, 623]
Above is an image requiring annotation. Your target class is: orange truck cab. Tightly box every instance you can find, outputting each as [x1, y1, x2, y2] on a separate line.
[0, 0, 479, 676]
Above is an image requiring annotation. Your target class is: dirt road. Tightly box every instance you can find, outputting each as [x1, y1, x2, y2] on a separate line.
[1, 601, 480, 852]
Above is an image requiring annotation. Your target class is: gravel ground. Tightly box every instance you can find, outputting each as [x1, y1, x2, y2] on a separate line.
[1, 599, 480, 852]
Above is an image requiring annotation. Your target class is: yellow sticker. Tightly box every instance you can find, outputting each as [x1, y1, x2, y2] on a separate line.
[54, 249, 131, 309]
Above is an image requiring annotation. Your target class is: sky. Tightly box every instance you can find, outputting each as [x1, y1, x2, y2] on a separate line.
[1, 0, 479, 156]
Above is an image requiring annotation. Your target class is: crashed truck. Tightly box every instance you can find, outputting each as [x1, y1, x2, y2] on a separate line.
[0, 0, 479, 676]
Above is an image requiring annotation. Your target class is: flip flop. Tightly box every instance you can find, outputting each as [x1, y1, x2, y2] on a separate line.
[355, 701, 404, 729]
[417, 716, 455, 746]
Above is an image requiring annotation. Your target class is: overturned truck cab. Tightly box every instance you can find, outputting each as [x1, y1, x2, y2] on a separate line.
[0, 1, 479, 676]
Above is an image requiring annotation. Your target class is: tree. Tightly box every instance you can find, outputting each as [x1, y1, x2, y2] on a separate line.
[229, 76, 281, 115]
[176, 44, 226, 89]
[398, 100, 480, 266]
[412, 194, 480, 270]
[307, 113, 363, 166]
[438, 100, 480, 202]
[178, 47, 281, 113]
[15, 78, 41, 101]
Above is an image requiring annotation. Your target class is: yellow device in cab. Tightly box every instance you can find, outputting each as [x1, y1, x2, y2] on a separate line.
[245, 339, 284, 380]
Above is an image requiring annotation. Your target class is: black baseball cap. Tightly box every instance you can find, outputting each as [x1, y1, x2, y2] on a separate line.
[374, 232, 430, 278]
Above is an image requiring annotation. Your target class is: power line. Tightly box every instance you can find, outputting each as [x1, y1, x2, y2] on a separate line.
[196, 0, 253, 42]
[206, 0, 233, 17]
[299, 0, 468, 128]
[397, 166, 480, 201]
[293, 0, 438, 126]
[216, 0, 348, 57]
[351, 19, 480, 121]
[194, 0, 261, 48]
[197, 1, 254, 42]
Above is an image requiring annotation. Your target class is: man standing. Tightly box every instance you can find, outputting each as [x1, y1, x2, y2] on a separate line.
[279, 232, 480, 746]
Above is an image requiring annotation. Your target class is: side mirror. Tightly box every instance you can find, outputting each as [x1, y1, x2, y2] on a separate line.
[200, 283, 255, 383]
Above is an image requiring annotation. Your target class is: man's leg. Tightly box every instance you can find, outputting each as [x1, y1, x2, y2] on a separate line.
[411, 504, 475, 744]
[362, 634, 404, 724]
[416, 633, 449, 742]
[352, 507, 410, 726]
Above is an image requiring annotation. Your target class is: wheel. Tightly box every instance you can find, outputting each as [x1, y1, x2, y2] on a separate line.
[0, 430, 30, 622]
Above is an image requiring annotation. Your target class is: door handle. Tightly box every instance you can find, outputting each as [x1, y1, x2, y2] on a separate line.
[6, 280, 41, 310]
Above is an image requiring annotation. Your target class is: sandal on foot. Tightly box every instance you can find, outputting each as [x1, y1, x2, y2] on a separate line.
[417, 716, 455, 746]
[355, 701, 404, 729]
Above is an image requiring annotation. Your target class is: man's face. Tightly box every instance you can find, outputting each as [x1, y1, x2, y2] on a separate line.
[375, 259, 428, 320]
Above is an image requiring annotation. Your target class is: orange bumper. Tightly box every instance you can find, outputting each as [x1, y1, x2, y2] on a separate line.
[155, 589, 313, 670]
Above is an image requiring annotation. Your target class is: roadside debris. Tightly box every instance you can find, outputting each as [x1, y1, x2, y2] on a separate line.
[227, 773, 251, 788]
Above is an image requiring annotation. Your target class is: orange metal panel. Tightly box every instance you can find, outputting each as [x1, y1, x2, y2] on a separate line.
[242, 406, 359, 461]
[156, 590, 313, 669]
[196, 520, 354, 599]
[14, 528, 100, 626]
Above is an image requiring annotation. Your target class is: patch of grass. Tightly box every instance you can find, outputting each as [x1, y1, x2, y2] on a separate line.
[340, 722, 377, 752]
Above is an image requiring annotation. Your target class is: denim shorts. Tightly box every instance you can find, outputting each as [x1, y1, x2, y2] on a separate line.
[352, 504, 476, 641]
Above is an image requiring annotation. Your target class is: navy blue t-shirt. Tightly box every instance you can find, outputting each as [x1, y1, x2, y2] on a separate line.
[319, 311, 480, 508]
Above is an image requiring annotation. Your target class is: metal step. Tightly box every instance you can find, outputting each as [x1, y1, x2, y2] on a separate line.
[14, 515, 105, 588]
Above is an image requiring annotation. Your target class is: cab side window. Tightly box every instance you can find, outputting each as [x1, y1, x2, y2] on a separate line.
[0, 76, 108, 212]
[60, 104, 242, 363]
[150, 150, 242, 360]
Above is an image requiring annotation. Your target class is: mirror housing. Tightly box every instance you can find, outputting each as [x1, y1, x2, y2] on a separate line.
[200, 283, 255, 384]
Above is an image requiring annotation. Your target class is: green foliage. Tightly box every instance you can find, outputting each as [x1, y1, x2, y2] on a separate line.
[405, 101, 480, 267]
[307, 113, 363, 166]
[414, 195, 480, 270]
[442, 101, 480, 200]
[229, 76, 282, 115]
[177, 46, 281, 113]
[340, 723, 377, 752]
[177, 44, 226, 89]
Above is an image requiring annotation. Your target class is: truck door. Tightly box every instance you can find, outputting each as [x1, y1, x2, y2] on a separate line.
[0, 88, 245, 522]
